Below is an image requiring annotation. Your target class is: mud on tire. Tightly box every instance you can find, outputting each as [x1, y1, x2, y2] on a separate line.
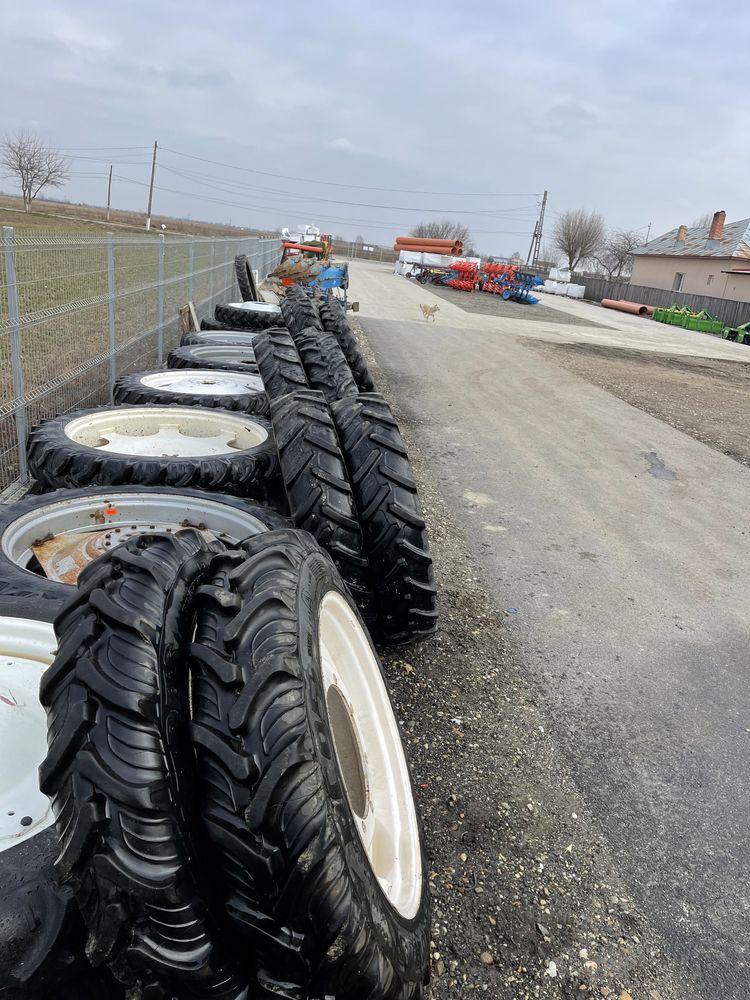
[331, 393, 437, 644]
[189, 528, 431, 999]
[38, 532, 250, 998]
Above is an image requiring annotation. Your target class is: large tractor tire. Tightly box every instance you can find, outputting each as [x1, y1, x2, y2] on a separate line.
[214, 303, 282, 330]
[280, 292, 323, 338]
[167, 345, 259, 375]
[294, 328, 358, 404]
[27, 406, 280, 503]
[253, 328, 308, 400]
[190, 529, 431, 999]
[113, 369, 269, 416]
[39, 532, 250, 998]
[330, 394, 437, 644]
[318, 299, 375, 391]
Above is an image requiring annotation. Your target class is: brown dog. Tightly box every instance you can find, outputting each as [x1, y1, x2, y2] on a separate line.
[420, 303, 440, 321]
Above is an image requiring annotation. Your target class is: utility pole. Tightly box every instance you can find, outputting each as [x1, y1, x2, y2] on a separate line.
[106, 165, 112, 222]
[645, 221, 652, 244]
[527, 189, 548, 267]
[145, 140, 158, 231]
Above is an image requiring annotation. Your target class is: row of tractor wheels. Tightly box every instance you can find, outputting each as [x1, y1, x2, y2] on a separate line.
[0, 277, 434, 998]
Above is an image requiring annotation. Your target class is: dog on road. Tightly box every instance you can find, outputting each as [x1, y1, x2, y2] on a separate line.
[420, 303, 440, 322]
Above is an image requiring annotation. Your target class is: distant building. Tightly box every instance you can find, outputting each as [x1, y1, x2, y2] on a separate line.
[631, 211, 750, 303]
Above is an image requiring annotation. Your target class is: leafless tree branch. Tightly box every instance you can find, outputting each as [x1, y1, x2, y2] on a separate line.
[0, 132, 69, 212]
[552, 209, 605, 272]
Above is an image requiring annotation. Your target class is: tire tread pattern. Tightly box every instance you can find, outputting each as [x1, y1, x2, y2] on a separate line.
[294, 328, 358, 404]
[318, 300, 375, 391]
[331, 394, 437, 644]
[214, 305, 280, 331]
[253, 329, 308, 400]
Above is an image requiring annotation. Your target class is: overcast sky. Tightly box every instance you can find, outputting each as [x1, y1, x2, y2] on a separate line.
[1, 1, 749, 256]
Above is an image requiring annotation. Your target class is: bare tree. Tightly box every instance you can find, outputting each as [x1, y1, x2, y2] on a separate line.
[691, 212, 713, 228]
[592, 228, 642, 280]
[0, 132, 69, 212]
[410, 219, 471, 245]
[552, 208, 605, 271]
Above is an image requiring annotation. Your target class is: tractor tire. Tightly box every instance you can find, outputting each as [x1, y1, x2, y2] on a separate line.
[253, 328, 308, 400]
[0, 486, 288, 603]
[214, 303, 282, 330]
[189, 529, 431, 999]
[233, 254, 257, 301]
[269, 391, 374, 624]
[280, 293, 323, 338]
[38, 532, 250, 999]
[27, 406, 280, 503]
[167, 345, 259, 375]
[199, 319, 254, 333]
[0, 597, 114, 999]
[331, 394, 437, 644]
[319, 300, 375, 391]
[113, 369, 269, 416]
[294, 327, 358, 404]
[181, 329, 262, 348]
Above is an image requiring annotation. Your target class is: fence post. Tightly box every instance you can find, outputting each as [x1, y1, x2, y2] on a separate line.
[209, 241, 215, 308]
[157, 234, 165, 365]
[2, 226, 28, 481]
[188, 237, 194, 304]
[106, 233, 117, 400]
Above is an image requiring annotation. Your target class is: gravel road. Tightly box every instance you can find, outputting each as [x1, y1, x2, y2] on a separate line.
[349, 260, 750, 1000]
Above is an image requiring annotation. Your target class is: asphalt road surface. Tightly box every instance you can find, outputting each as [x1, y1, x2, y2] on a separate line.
[351, 261, 750, 998]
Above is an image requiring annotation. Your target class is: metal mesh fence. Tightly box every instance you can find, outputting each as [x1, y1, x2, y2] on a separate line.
[0, 227, 282, 492]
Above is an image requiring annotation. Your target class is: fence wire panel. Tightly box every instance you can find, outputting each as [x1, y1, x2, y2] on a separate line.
[0, 227, 282, 492]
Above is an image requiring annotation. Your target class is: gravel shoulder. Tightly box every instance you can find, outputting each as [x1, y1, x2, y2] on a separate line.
[358, 326, 689, 1000]
[529, 341, 750, 467]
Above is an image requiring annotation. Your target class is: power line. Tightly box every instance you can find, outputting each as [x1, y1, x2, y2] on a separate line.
[111, 174, 533, 237]
[159, 145, 540, 198]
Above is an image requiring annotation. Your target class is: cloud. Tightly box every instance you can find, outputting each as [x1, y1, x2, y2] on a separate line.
[326, 137, 354, 152]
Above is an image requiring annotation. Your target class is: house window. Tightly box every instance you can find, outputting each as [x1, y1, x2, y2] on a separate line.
[707, 274, 715, 286]
[673, 272, 685, 291]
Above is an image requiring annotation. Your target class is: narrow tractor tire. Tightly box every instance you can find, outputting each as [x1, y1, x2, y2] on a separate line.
[270, 390, 374, 623]
[167, 345, 259, 375]
[331, 394, 437, 644]
[233, 254, 257, 301]
[27, 406, 280, 503]
[189, 529, 430, 999]
[319, 300, 375, 391]
[38, 532, 250, 998]
[294, 327, 358, 404]
[199, 319, 254, 332]
[113, 371, 269, 416]
[280, 293, 323, 338]
[214, 304, 281, 330]
[253, 328, 308, 399]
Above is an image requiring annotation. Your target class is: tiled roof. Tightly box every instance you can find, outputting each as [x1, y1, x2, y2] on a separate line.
[634, 218, 750, 259]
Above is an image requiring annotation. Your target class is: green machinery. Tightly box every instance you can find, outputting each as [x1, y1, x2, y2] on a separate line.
[652, 305, 750, 342]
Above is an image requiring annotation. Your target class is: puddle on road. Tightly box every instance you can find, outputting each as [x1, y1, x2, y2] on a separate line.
[643, 451, 677, 480]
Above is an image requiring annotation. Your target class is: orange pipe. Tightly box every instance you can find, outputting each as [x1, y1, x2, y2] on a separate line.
[601, 299, 654, 316]
[395, 237, 461, 249]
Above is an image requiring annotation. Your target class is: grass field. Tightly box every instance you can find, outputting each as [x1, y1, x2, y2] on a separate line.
[0, 194, 277, 238]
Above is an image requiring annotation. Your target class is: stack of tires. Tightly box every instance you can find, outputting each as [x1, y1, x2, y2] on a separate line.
[0, 274, 435, 999]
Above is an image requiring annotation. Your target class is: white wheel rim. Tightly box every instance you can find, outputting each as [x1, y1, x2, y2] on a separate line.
[64, 406, 268, 457]
[183, 346, 257, 364]
[318, 591, 422, 918]
[227, 301, 280, 314]
[0, 617, 56, 851]
[1, 490, 272, 585]
[140, 369, 263, 394]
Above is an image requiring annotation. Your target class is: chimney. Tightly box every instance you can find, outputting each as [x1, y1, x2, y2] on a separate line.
[708, 210, 726, 241]
[676, 225, 688, 242]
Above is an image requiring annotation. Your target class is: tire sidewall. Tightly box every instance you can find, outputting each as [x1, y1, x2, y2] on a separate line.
[296, 551, 430, 979]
